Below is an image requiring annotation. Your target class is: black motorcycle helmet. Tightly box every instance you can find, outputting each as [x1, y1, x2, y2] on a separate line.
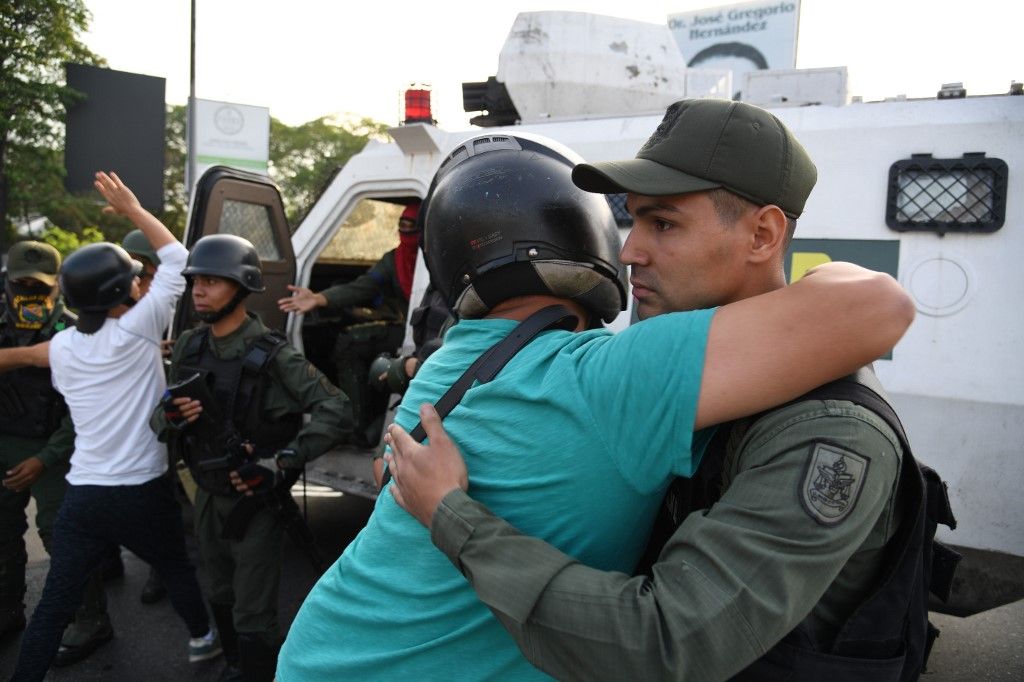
[181, 234, 264, 293]
[59, 242, 143, 334]
[422, 133, 626, 323]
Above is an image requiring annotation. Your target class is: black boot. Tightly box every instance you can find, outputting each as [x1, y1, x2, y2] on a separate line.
[0, 605, 26, 639]
[55, 569, 113, 666]
[211, 603, 241, 680]
[140, 565, 166, 604]
[238, 633, 279, 682]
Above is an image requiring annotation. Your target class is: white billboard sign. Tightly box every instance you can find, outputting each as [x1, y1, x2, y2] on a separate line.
[668, 1, 801, 100]
[192, 98, 270, 186]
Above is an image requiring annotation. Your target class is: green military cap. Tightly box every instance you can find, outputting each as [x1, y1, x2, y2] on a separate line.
[6, 240, 61, 286]
[121, 229, 161, 267]
[572, 98, 818, 218]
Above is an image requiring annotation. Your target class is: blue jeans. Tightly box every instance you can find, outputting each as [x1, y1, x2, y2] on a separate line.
[11, 475, 210, 682]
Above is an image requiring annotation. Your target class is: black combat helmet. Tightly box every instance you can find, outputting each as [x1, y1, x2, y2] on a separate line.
[422, 133, 627, 323]
[59, 242, 143, 334]
[182, 234, 264, 293]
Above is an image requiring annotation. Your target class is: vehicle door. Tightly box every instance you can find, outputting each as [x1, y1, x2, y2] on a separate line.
[173, 166, 296, 337]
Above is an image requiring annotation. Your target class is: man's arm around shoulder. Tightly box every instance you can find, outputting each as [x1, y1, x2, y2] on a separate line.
[696, 262, 914, 429]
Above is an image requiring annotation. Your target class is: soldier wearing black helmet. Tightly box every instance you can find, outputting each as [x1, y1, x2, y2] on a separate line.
[152, 233, 351, 682]
[9, 172, 220, 681]
[277, 133, 913, 680]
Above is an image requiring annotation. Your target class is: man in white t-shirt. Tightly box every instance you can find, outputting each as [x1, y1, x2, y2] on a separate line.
[8, 172, 220, 681]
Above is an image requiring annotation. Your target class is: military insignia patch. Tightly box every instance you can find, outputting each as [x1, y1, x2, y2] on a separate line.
[319, 374, 340, 396]
[799, 443, 870, 526]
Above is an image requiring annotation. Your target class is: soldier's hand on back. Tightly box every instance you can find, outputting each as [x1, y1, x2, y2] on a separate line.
[385, 403, 469, 528]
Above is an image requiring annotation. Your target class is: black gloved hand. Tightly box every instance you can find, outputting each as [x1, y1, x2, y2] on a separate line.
[274, 448, 302, 471]
[161, 391, 190, 431]
[235, 460, 278, 494]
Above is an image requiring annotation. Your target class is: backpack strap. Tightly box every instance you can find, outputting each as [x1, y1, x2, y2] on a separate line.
[381, 305, 578, 487]
[796, 368, 960, 674]
[235, 330, 289, 433]
[178, 326, 210, 368]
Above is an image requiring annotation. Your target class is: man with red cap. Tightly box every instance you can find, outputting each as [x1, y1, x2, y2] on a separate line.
[278, 202, 421, 445]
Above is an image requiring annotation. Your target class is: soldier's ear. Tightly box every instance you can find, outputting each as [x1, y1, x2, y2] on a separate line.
[747, 205, 787, 264]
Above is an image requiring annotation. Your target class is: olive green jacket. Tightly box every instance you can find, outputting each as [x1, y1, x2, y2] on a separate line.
[320, 249, 408, 322]
[431, 398, 903, 681]
[151, 314, 352, 465]
[0, 301, 76, 469]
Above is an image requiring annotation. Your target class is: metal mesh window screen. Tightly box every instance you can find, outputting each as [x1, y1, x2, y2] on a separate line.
[606, 193, 633, 228]
[886, 154, 1007, 234]
[219, 200, 281, 260]
[318, 199, 401, 264]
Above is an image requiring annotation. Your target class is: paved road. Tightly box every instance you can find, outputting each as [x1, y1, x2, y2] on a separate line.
[2, 487, 1022, 680]
[0, 486, 374, 680]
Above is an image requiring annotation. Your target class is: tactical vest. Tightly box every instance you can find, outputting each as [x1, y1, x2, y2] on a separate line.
[638, 369, 960, 682]
[172, 326, 302, 496]
[0, 308, 75, 439]
[409, 284, 454, 362]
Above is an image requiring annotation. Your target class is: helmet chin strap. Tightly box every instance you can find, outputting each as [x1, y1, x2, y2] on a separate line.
[195, 288, 249, 324]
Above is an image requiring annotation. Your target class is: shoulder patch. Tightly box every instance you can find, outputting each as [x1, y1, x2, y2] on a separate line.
[319, 374, 340, 396]
[799, 442, 870, 526]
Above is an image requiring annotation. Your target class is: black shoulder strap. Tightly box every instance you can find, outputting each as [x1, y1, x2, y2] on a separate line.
[242, 330, 288, 376]
[234, 330, 289, 429]
[382, 305, 578, 486]
[179, 326, 210, 368]
[797, 369, 909, 447]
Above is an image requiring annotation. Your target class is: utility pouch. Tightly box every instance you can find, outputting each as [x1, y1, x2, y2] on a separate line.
[222, 494, 263, 541]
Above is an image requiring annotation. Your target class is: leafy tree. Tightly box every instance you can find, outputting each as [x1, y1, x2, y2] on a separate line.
[160, 103, 187, 237]
[268, 115, 389, 227]
[39, 223, 103, 257]
[0, 0, 102, 252]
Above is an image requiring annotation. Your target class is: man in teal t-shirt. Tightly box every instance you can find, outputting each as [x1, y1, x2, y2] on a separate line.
[278, 133, 914, 679]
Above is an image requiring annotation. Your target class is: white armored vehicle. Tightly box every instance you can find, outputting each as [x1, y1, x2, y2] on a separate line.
[180, 11, 1023, 616]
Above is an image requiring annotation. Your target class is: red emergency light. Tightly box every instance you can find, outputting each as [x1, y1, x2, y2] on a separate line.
[404, 86, 433, 125]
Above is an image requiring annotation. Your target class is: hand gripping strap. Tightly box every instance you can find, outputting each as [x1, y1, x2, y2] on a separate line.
[381, 305, 578, 487]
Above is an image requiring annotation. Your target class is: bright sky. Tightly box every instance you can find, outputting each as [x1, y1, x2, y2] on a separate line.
[82, 0, 1021, 129]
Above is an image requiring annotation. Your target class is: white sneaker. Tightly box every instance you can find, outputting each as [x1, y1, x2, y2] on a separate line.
[188, 627, 223, 663]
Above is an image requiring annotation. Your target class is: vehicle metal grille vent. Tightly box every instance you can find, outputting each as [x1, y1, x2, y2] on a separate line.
[606, 193, 633, 228]
[220, 199, 282, 260]
[886, 153, 1007, 235]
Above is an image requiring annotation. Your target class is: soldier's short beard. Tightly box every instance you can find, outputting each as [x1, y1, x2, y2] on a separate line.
[195, 288, 249, 324]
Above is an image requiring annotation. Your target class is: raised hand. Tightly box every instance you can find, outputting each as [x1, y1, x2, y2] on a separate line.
[94, 171, 143, 218]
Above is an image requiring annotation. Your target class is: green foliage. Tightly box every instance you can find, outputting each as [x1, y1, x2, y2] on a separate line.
[0, 0, 385, 248]
[0, 0, 103, 246]
[39, 224, 103, 257]
[268, 115, 389, 227]
[159, 104, 187, 237]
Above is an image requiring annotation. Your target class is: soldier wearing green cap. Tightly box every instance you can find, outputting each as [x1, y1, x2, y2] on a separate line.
[384, 100, 954, 680]
[0, 241, 112, 664]
[122, 228, 161, 298]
